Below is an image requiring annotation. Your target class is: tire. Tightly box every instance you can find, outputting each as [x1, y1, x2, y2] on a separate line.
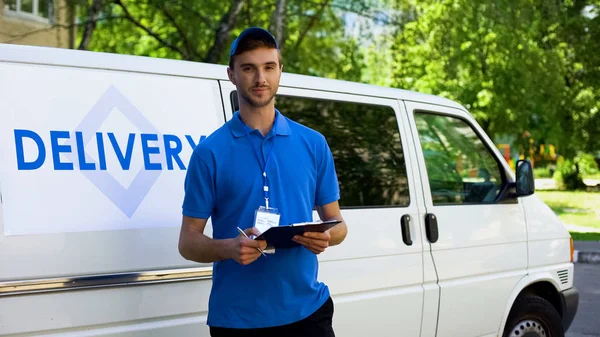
[503, 295, 564, 337]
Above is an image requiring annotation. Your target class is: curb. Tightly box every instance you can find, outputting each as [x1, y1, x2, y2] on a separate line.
[574, 250, 600, 264]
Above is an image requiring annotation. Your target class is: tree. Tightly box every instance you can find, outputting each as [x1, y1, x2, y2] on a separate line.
[70, 0, 598, 190]
[76, 0, 374, 81]
[375, 0, 600, 189]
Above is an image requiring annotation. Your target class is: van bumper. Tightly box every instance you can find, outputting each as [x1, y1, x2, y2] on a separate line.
[560, 287, 579, 331]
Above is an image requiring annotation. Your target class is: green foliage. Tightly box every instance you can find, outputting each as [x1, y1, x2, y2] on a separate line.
[368, 0, 600, 190]
[534, 167, 552, 178]
[78, 0, 370, 81]
[575, 152, 600, 176]
[552, 152, 599, 189]
[386, 0, 568, 138]
[553, 157, 586, 190]
[75, 0, 600, 191]
[570, 232, 600, 241]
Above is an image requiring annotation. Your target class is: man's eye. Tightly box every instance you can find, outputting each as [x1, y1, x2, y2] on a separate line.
[242, 67, 253, 72]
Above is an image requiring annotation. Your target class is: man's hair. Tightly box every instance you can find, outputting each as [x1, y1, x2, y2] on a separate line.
[228, 34, 281, 69]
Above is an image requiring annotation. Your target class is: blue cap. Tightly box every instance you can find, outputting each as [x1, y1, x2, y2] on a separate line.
[229, 27, 279, 58]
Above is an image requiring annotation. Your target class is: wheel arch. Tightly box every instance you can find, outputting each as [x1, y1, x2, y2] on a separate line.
[497, 274, 563, 336]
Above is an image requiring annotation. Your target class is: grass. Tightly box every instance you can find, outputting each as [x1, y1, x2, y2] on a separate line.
[583, 173, 600, 180]
[536, 190, 600, 229]
[569, 232, 600, 241]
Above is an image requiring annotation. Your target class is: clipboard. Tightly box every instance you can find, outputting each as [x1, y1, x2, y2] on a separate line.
[254, 220, 342, 249]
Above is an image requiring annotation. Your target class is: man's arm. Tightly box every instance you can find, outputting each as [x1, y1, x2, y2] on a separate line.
[178, 216, 267, 265]
[316, 200, 347, 246]
[292, 201, 348, 254]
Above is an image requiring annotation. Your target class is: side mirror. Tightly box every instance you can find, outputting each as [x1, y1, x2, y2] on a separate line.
[516, 160, 535, 196]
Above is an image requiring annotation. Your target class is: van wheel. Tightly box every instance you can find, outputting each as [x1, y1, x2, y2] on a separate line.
[503, 295, 564, 337]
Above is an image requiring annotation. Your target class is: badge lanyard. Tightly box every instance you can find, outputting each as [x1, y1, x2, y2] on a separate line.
[243, 117, 277, 209]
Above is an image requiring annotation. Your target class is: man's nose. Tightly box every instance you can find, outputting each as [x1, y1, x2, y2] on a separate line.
[255, 69, 266, 85]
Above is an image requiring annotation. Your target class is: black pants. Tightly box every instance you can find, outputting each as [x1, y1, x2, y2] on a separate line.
[209, 297, 335, 337]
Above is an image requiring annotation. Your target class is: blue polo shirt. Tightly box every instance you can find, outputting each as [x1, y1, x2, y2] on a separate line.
[182, 109, 340, 329]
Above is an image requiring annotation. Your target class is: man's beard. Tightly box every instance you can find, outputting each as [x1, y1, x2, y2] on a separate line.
[240, 88, 276, 108]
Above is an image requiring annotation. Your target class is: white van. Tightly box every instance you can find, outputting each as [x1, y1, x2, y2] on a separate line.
[0, 44, 578, 337]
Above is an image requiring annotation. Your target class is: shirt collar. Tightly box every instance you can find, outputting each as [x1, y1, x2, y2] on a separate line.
[229, 109, 291, 138]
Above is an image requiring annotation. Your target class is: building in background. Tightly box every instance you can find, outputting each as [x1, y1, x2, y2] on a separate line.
[0, 0, 76, 48]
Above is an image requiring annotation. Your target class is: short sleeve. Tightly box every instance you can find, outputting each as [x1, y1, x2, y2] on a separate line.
[315, 136, 340, 206]
[182, 148, 215, 219]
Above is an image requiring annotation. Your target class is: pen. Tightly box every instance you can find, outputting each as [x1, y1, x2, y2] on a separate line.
[237, 227, 267, 257]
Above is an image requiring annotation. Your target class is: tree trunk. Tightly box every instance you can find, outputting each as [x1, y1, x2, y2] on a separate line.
[78, 0, 103, 50]
[67, 1, 76, 49]
[270, 0, 286, 50]
[203, 0, 246, 64]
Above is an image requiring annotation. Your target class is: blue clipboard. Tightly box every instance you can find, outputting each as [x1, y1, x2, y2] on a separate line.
[254, 220, 342, 249]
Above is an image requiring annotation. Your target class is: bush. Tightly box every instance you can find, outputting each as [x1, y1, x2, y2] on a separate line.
[552, 152, 599, 190]
[575, 152, 600, 176]
[534, 167, 552, 178]
[553, 157, 586, 190]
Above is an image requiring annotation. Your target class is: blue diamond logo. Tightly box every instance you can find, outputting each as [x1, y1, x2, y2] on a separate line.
[71, 85, 162, 218]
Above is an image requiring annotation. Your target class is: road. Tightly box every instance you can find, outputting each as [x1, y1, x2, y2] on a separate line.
[566, 263, 600, 337]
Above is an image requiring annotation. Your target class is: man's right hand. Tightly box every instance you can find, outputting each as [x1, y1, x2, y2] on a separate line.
[230, 227, 267, 265]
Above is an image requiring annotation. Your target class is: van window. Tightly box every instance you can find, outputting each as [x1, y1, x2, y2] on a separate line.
[414, 112, 503, 205]
[231, 92, 410, 208]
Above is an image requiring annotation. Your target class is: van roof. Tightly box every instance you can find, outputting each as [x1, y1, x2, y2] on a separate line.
[0, 43, 466, 111]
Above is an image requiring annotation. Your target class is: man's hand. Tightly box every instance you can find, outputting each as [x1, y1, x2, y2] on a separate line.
[230, 227, 267, 265]
[292, 230, 331, 254]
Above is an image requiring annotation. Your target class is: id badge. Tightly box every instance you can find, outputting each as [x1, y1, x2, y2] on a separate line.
[254, 206, 280, 254]
[254, 206, 280, 234]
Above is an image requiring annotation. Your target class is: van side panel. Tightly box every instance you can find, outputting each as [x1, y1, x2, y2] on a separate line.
[0, 280, 211, 336]
[522, 195, 572, 268]
[404, 101, 529, 337]
[0, 58, 223, 336]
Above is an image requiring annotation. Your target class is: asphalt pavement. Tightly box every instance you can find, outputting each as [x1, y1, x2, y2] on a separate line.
[566, 262, 600, 337]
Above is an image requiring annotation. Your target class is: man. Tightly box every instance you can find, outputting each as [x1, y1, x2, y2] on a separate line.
[178, 27, 348, 337]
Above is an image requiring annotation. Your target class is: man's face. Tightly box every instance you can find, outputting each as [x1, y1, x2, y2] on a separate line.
[228, 47, 282, 108]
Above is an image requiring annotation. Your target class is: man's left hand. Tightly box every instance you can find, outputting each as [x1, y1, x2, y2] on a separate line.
[293, 231, 331, 254]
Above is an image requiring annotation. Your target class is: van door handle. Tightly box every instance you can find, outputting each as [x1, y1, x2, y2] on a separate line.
[425, 213, 439, 243]
[400, 214, 413, 246]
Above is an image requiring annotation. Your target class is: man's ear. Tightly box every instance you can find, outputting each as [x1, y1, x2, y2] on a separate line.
[227, 67, 236, 85]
